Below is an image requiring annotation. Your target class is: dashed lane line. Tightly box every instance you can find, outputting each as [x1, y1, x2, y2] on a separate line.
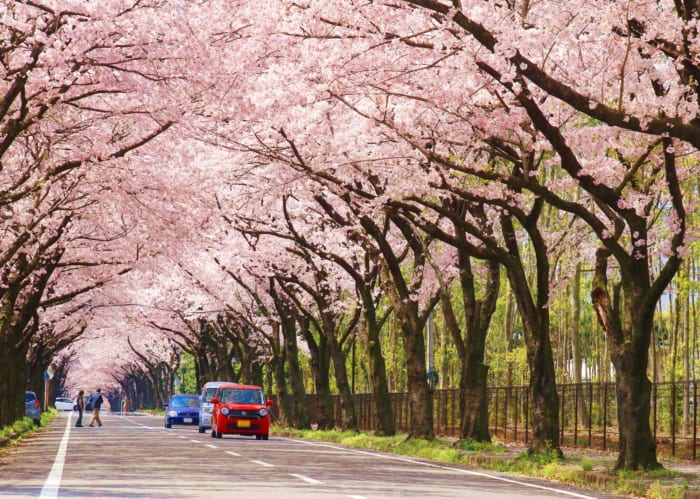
[250, 459, 274, 467]
[121, 418, 369, 498]
[287, 438, 599, 499]
[289, 473, 322, 484]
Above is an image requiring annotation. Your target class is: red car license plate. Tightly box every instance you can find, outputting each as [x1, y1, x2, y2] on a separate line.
[237, 420, 251, 428]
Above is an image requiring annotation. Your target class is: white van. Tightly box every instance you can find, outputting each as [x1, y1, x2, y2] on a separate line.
[198, 381, 234, 433]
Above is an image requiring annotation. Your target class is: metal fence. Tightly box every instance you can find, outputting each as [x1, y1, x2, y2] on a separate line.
[296, 380, 700, 460]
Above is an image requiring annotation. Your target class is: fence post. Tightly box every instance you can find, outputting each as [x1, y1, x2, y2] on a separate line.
[524, 388, 529, 444]
[560, 385, 565, 445]
[694, 382, 697, 461]
[653, 383, 658, 443]
[588, 382, 593, 447]
[513, 388, 520, 442]
[671, 382, 677, 457]
[504, 386, 510, 439]
[603, 382, 608, 451]
[574, 384, 579, 447]
[494, 388, 499, 440]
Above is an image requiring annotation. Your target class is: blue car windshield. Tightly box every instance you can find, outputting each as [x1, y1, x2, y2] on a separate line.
[170, 397, 199, 408]
[219, 389, 264, 404]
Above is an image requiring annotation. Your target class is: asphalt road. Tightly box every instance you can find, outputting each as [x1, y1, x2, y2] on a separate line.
[0, 412, 625, 498]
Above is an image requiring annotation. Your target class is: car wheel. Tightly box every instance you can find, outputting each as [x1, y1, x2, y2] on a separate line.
[211, 429, 216, 438]
[34, 419, 41, 427]
[262, 434, 269, 440]
[255, 434, 262, 440]
[215, 430, 222, 438]
[165, 421, 172, 428]
[198, 426, 205, 433]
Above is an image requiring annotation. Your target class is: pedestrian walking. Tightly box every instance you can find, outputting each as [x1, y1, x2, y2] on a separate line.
[88, 388, 104, 427]
[75, 390, 85, 427]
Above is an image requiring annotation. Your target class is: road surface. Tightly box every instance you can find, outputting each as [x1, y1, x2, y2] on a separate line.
[0, 412, 625, 498]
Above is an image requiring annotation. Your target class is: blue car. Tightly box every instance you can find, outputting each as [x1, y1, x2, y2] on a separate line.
[25, 391, 41, 426]
[164, 394, 200, 428]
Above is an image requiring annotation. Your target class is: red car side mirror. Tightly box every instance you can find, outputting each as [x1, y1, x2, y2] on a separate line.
[210, 397, 219, 404]
[266, 399, 274, 406]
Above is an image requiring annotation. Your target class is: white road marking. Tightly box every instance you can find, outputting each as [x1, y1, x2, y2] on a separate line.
[287, 439, 598, 499]
[250, 459, 274, 467]
[206, 444, 218, 449]
[225, 451, 241, 457]
[347, 496, 368, 499]
[190, 439, 201, 443]
[289, 473, 322, 484]
[39, 412, 72, 499]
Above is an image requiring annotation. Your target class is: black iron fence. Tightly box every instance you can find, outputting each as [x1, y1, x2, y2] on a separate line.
[294, 380, 700, 460]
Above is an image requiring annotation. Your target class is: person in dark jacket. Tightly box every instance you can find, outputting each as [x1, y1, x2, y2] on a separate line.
[88, 388, 104, 427]
[75, 390, 85, 427]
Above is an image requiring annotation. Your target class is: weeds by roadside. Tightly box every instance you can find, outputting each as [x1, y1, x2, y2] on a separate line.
[0, 409, 57, 457]
[273, 426, 698, 498]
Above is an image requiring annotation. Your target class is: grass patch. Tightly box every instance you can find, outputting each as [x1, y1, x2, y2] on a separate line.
[0, 409, 57, 458]
[0, 418, 35, 439]
[272, 425, 700, 498]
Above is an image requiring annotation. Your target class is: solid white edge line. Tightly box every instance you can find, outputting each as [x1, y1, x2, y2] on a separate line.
[286, 438, 598, 499]
[250, 459, 274, 467]
[39, 412, 72, 499]
[289, 473, 322, 484]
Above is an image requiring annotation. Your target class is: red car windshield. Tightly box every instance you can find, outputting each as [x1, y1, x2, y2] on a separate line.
[219, 388, 264, 404]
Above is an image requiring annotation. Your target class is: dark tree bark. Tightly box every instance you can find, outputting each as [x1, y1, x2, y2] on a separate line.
[299, 317, 334, 430]
[362, 214, 439, 440]
[272, 282, 311, 430]
[592, 249, 661, 470]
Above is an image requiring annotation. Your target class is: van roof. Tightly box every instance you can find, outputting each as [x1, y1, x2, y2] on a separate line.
[202, 381, 234, 388]
[217, 383, 263, 390]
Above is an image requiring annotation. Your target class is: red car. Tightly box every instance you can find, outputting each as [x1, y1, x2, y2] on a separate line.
[210, 384, 273, 440]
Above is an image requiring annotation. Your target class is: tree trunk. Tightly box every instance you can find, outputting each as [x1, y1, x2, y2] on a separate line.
[362, 299, 396, 436]
[459, 361, 490, 441]
[402, 314, 434, 439]
[282, 317, 311, 429]
[507, 265, 561, 455]
[302, 320, 333, 430]
[614, 366, 657, 469]
[571, 264, 591, 427]
[271, 348, 291, 427]
[326, 330, 357, 431]
[592, 248, 661, 470]
[0, 343, 29, 426]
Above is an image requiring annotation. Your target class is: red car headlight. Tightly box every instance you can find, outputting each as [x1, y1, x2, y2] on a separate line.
[259, 408, 267, 417]
[221, 407, 230, 416]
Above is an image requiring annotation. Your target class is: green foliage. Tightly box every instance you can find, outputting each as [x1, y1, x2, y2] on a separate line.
[580, 458, 594, 471]
[456, 438, 505, 453]
[645, 481, 687, 499]
[175, 352, 197, 394]
[0, 418, 34, 439]
[273, 427, 700, 497]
